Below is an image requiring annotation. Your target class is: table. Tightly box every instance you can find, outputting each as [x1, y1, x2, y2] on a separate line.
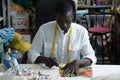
[0, 64, 120, 80]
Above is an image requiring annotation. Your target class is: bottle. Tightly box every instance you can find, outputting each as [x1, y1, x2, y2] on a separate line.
[3, 48, 19, 69]
[3, 48, 12, 69]
[11, 53, 19, 68]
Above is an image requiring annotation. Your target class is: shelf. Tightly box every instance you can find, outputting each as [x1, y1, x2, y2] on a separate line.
[77, 5, 112, 10]
[77, 5, 112, 14]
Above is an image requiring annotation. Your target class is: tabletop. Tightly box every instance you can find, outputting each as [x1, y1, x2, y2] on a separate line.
[0, 64, 120, 80]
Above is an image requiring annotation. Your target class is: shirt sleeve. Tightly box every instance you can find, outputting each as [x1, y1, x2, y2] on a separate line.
[27, 28, 44, 63]
[80, 28, 97, 65]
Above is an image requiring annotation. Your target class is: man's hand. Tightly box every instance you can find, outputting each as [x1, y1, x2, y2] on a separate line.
[35, 56, 59, 68]
[45, 57, 59, 68]
[61, 58, 92, 76]
[62, 60, 79, 76]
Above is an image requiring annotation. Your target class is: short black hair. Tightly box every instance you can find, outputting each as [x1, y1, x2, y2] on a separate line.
[55, 1, 73, 14]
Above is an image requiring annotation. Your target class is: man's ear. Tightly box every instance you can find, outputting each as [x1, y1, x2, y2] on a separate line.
[71, 12, 74, 20]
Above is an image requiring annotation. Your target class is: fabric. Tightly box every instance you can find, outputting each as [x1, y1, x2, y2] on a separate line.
[28, 21, 96, 64]
[0, 28, 15, 46]
[0, 74, 27, 80]
[0, 36, 4, 62]
[18, 0, 30, 7]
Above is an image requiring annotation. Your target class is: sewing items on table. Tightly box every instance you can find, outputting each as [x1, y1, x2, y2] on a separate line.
[59, 65, 92, 77]
[4, 65, 51, 80]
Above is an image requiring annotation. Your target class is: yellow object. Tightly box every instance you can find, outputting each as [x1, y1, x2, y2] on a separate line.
[6, 32, 31, 54]
[59, 63, 65, 75]
[59, 63, 65, 68]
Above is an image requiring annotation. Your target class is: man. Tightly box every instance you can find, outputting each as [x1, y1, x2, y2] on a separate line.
[32, 0, 76, 34]
[28, 1, 96, 76]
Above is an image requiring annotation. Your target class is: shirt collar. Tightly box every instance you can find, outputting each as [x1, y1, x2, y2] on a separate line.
[56, 22, 72, 34]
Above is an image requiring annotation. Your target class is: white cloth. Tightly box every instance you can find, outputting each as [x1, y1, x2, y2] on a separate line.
[28, 21, 96, 64]
[0, 74, 27, 80]
[91, 72, 120, 80]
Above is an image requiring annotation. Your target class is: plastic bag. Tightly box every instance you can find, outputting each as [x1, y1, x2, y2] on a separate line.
[6, 32, 31, 54]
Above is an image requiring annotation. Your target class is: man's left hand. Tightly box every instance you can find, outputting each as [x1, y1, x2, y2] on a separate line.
[61, 60, 80, 76]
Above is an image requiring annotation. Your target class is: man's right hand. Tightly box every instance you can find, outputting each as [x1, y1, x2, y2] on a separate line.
[44, 57, 59, 68]
[35, 56, 59, 68]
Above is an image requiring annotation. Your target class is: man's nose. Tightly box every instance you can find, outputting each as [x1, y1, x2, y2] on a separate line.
[64, 23, 67, 28]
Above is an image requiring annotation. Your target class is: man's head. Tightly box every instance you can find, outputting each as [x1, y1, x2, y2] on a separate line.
[55, 1, 73, 33]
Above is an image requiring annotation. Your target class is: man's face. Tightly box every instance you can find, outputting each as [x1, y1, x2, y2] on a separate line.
[56, 11, 73, 33]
